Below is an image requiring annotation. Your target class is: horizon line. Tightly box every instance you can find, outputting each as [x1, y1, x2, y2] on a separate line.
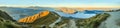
[0, 5, 120, 8]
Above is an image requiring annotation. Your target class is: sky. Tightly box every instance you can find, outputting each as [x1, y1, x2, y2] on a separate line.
[0, 0, 120, 7]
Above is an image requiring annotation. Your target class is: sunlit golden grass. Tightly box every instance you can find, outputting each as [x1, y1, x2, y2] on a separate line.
[18, 11, 49, 23]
